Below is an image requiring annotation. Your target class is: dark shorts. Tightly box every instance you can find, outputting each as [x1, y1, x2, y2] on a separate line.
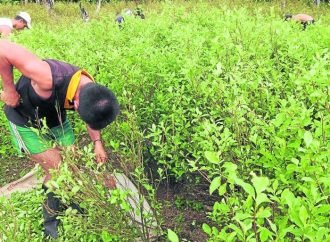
[8, 119, 75, 155]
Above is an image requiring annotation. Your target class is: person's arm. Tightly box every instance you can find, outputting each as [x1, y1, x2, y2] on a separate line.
[0, 40, 52, 106]
[0, 43, 20, 107]
[0, 26, 12, 38]
[87, 125, 108, 163]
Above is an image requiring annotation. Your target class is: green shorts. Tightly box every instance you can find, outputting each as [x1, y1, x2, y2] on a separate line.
[8, 119, 75, 155]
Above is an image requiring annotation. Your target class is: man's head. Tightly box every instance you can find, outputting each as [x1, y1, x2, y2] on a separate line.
[77, 83, 120, 130]
[284, 13, 293, 21]
[14, 12, 32, 30]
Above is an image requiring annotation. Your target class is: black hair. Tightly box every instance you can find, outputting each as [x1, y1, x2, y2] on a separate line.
[14, 15, 27, 24]
[284, 13, 292, 21]
[77, 83, 120, 130]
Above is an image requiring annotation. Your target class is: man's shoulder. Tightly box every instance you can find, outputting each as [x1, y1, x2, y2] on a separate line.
[44, 59, 80, 77]
[0, 18, 13, 29]
[45, 59, 77, 67]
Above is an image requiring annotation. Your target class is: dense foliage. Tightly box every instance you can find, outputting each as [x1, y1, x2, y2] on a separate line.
[0, 1, 329, 241]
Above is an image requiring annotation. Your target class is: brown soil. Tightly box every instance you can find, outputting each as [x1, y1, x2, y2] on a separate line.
[156, 181, 217, 242]
[0, 156, 34, 186]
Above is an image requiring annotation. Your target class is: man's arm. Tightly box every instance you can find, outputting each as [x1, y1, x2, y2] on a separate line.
[0, 46, 20, 106]
[0, 40, 52, 106]
[87, 125, 108, 163]
[0, 26, 12, 38]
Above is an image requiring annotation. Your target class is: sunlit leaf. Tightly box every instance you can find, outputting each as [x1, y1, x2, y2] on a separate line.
[235, 178, 255, 198]
[281, 189, 296, 209]
[303, 131, 313, 147]
[256, 207, 272, 219]
[259, 227, 273, 242]
[299, 205, 308, 226]
[202, 223, 211, 235]
[205, 151, 220, 164]
[210, 176, 221, 195]
[167, 229, 179, 242]
[252, 176, 269, 195]
[256, 193, 271, 207]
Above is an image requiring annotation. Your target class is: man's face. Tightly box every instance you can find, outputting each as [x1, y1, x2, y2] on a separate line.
[15, 19, 27, 30]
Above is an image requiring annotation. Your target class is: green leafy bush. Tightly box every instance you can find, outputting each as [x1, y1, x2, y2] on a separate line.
[0, 0, 329, 240]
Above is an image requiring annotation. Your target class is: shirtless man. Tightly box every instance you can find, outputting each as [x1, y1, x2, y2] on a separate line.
[0, 12, 31, 37]
[0, 39, 119, 237]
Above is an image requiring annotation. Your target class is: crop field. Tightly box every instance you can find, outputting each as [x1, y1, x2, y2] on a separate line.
[0, 0, 329, 241]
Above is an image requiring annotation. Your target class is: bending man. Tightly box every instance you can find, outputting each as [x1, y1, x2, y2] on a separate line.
[0, 39, 120, 238]
[284, 13, 315, 30]
[0, 12, 32, 37]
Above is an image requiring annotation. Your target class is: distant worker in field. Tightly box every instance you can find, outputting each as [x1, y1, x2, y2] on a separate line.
[134, 7, 145, 19]
[115, 6, 145, 28]
[0, 12, 32, 38]
[115, 12, 125, 28]
[284, 13, 315, 30]
[123, 8, 133, 16]
[0, 40, 120, 238]
[79, 2, 89, 22]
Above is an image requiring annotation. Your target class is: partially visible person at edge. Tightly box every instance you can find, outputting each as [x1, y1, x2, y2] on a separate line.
[0, 12, 32, 37]
[284, 13, 315, 30]
[0, 39, 120, 238]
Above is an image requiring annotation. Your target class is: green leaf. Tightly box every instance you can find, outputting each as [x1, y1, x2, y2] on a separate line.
[259, 227, 273, 242]
[235, 178, 255, 197]
[101, 231, 111, 241]
[167, 229, 179, 242]
[291, 158, 299, 165]
[267, 218, 277, 233]
[234, 212, 251, 221]
[202, 223, 211, 235]
[281, 189, 296, 208]
[303, 131, 313, 147]
[256, 207, 272, 219]
[223, 162, 238, 181]
[223, 162, 237, 172]
[214, 62, 223, 76]
[228, 223, 244, 238]
[205, 151, 220, 164]
[243, 195, 253, 210]
[256, 193, 271, 207]
[213, 202, 230, 214]
[219, 183, 227, 196]
[290, 210, 303, 228]
[210, 176, 221, 195]
[299, 205, 308, 226]
[48, 180, 59, 189]
[237, 219, 252, 234]
[316, 204, 330, 214]
[71, 186, 80, 194]
[272, 179, 278, 191]
[252, 176, 269, 195]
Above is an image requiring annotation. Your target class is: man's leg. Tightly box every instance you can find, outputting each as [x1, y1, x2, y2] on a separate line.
[30, 148, 62, 183]
[8, 121, 74, 238]
[31, 148, 62, 238]
[42, 185, 61, 238]
[31, 119, 76, 238]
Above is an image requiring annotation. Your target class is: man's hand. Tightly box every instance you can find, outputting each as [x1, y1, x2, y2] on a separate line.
[0, 89, 20, 107]
[94, 140, 108, 163]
